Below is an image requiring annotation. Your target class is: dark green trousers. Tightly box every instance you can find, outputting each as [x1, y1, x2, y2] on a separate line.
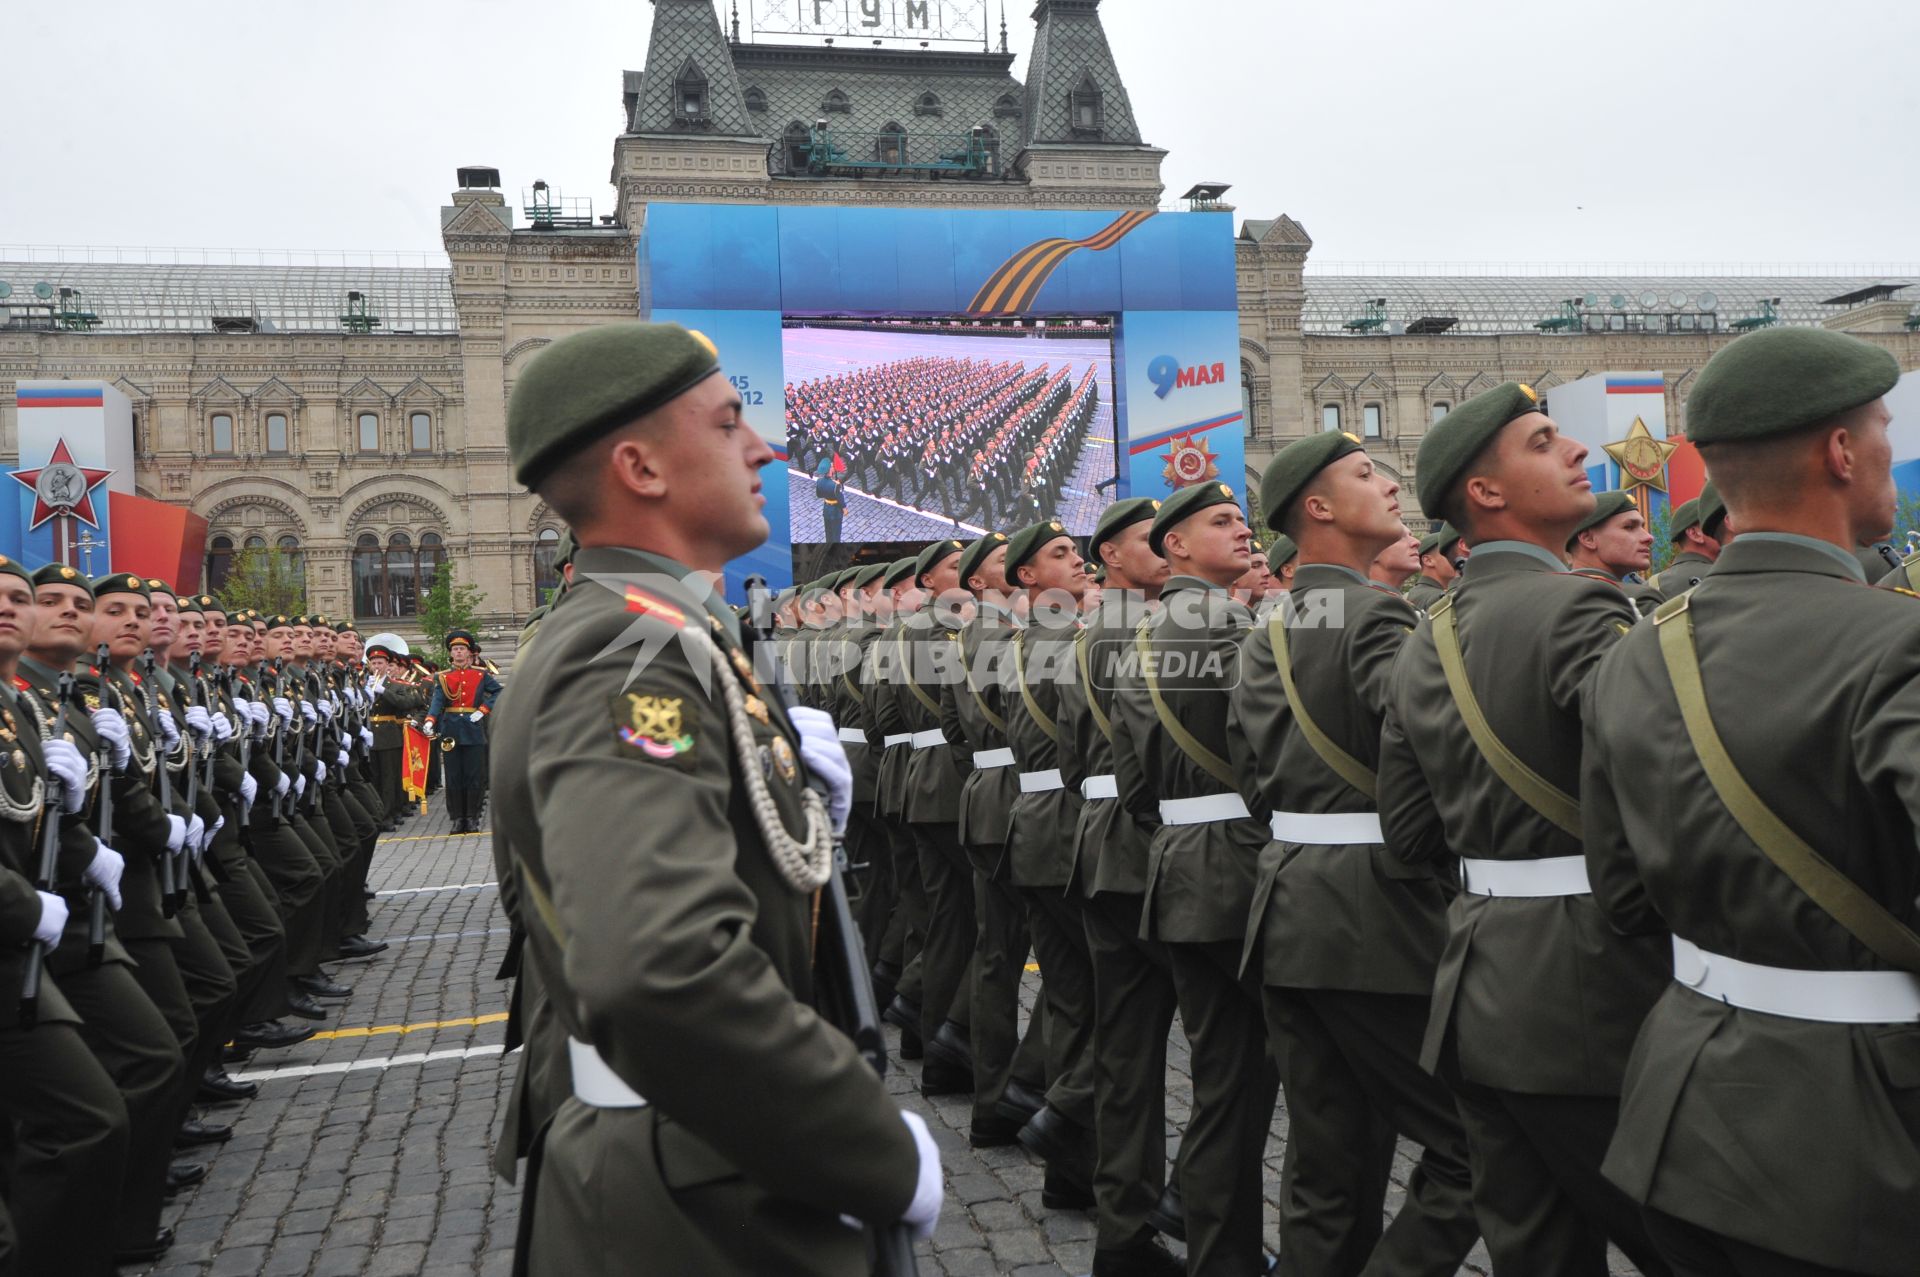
[372, 746, 405, 821]
[1266, 988, 1477, 1277]
[1025, 887, 1096, 1129]
[171, 901, 240, 1114]
[1167, 938, 1280, 1277]
[1439, 1041, 1671, 1277]
[1084, 890, 1180, 1250]
[877, 821, 924, 990]
[1644, 1207, 1861, 1277]
[967, 844, 1039, 1121]
[247, 815, 326, 978]
[911, 821, 973, 1044]
[0, 1013, 130, 1276]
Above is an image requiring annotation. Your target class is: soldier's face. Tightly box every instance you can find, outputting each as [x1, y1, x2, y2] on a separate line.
[450, 645, 473, 668]
[148, 594, 178, 650]
[924, 552, 962, 595]
[1275, 559, 1298, 591]
[92, 596, 150, 660]
[1372, 532, 1422, 579]
[968, 543, 1011, 595]
[204, 612, 227, 650]
[1313, 451, 1405, 550]
[369, 653, 390, 677]
[290, 626, 313, 659]
[1482, 412, 1592, 530]
[0, 578, 35, 660]
[1019, 536, 1086, 601]
[177, 610, 205, 656]
[264, 627, 289, 660]
[1166, 505, 1253, 585]
[1845, 400, 1897, 543]
[338, 632, 360, 661]
[1592, 511, 1654, 575]
[31, 585, 93, 659]
[1422, 548, 1460, 585]
[1102, 522, 1170, 594]
[644, 377, 775, 566]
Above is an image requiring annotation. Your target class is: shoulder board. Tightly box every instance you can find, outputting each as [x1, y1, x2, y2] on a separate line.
[623, 586, 687, 629]
[1888, 586, 1920, 601]
[10, 676, 26, 693]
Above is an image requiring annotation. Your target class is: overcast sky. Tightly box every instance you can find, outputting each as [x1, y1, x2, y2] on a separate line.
[4, 0, 1916, 270]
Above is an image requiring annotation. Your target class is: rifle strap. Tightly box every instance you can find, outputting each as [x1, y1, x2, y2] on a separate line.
[1012, 632, 1058, 744]
[962, 636, 1008, 736]
[1653, 593, 1920, 973]
[1133, 618, 1235, 789]
[1075, 630, 1113, 743]
[895, 630, 944, 717]
[1429, 596, 1581, 837]
[1266, 610, 1377, 801]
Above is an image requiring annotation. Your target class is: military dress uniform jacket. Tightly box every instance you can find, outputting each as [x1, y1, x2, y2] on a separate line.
[1403, 575, 1449, 613]
[490, 546, 917, 1273]
[868, 616, 916, 822]
[369, 677, 423, 750]
[68, 662, 182, 942]
[1058, 595, 1154, 897]
[1377, 543, 1670, 1093]
[1005, 614, 1081, 890]
[954, 603, 1020, 853]
[1645, 549, 1716, 601]
[1111, 576, 1265, 945]
[1230, 565, 1451, 994]
[0, 683, 80, 1029]
[1569, 567, 1664, 618]
[1582, 536, 1920, 1275]
[826, 620, 881, 806]
[428, 667, 501, 745]
[900, 610, 968, 826]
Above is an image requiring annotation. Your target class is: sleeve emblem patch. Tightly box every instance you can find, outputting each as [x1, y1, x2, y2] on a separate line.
[616, 693, 694, 760]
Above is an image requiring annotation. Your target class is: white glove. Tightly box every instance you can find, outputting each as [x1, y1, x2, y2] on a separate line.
[272, 697, 293, 724]
[366, 675, 385, 696]
[34, 892, 68, 948]
[316, 697, 334, 721]
[165, 814, 187, 853]
[184, 705, 213, 740]
[314, 760, 327, 784]
[248, 700, 270, 736]
[232, 695, 252, 722]
[336, 749, 350, 770]
[185, 814, 204, 859]
[210, 711, 233, 742]
[359, 727, 374, 749]
[897, 1111, 943, 1241]
[39, 738, 88, 813]
[274, 772, 290, 797]
[84, 840, 124, 911]
[293, 774, 305, 799]
[300, 701, 317, 724]
[90, 709, 131, 770]
[785, 706, 853, 835]
[422, 719, 436, 737]
[204, 815, 224, 851]
[155, 711, 180, 750]
[240, 773, 258, 808]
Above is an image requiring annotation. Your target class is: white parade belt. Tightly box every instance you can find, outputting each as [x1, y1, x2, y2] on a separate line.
[1459, 855, 1591, 898]
[1672, 937, 1920, 1024]
[1018, 768, 1064, 794]
[882, 733, 912, 748]
[569, 1038, 649, 1109]
[972, 747, 1015, 769]
[836, 726, 866, 744]
[1159, 792, 1251, 825]
[1080, 774, 1118, 801]
[1270, 810, 1383, 845]
[909, 729, 948, 749]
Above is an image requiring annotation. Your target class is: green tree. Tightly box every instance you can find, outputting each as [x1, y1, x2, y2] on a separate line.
[418, 562, 485, 666]
[1647, 500, 1675, 575]
[216, 547, 306, 617]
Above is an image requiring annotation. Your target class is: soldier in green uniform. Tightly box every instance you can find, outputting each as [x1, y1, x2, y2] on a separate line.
[1112, 482, 1277, 1277]
[1234, 433, 1479, 1275]
[493, 322, 939, 1275]
[517, 528, 576, 655]
[1269, 533, 1299, 595]
[1404, 524, 1463, 612]
[1567, 490, 1664, 616]
[868, 553, 938, 1023]
[1377, 383, 1672, 1276]
[1646, 483, 1727, 600]
[1053, 497, 1187, 1276]
[1583, 326, 1917, 1277]
[827, 562, 889, 955]
[1001, 519, 1100, 1205]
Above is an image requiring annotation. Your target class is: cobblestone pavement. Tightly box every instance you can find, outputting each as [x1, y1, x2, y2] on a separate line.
[134, 811, 1636, 1276]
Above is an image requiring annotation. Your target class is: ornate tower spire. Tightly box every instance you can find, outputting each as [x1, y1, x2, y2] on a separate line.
[1022, 0, 1144, 147]
[730, 0, 741, 43]
[999, 2, 1008, 53]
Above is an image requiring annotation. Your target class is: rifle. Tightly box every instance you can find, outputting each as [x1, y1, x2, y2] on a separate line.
[181, 654, 223, 895]
[88, 643, 118, 966]
[20, 669, 75, 1026]
[739, 574, 918, 1277]
[269, 663, 289, 821]
[141, 650, 185, 915]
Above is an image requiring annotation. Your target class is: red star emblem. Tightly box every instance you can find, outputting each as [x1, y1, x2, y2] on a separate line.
[10, 438, 114, 530]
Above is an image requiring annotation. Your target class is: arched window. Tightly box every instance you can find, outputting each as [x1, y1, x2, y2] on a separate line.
[385, 532, 418, 618]
[1241, 362, 1257, 438]
[277, 534, 304, 586]
[743, 86, 767, 113]
[674, 57, 708, 121]
[409, 411, 431, 453]
[784, 120, 812, 173]
[211, 413, 234, 454]
[876, 122, 906, 164]
[822, 88, 850, 114]
[976, 124, 1000, 174]
[419, 532, 445, 595]
[352, 534, 385, 617]
[243, 534, 267, 551]
[993, 93, 1021, 120]
[915, 92, 942, 117]
[357, 412, 380, 453]
[206, 535, 234, 596]
[533, 527, 562, 601]
[266, 412, 288, 454]
[1069, 72, 1104, 135]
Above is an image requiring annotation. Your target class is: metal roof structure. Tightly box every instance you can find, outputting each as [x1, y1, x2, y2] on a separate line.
[1300, 274, 1913, 336]
[0, 259, 458, 335]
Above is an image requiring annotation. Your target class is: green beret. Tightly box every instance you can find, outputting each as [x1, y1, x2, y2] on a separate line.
[1089, 498, 1160, 557]
[175, 594, 203, 614]
[1260, 431, 1365, 530]
[1696, 480, 1726, 536]
[774, 587, 797, 606]
[554, 527, 576, 568]
[1149, 481, 1241, 556]
[507, 322, 723, 489]
[882, 557, 917, 589]
[1417, 523, 1460, 559]
[1415, 381, 1544, 520]
[1687, 326, 1901, 444]
[93, 573, 150, 601]
[193, 594, 223, 614]
[265, 613, 294, 631]
[913, 538, 964, 586]
[144, 578, 176, 599]
[1089, 562, 1107, 584]
[958, 531, 1011, 587]
[1269, 533, 1298, 567]
[0, 555, 30, 588]
[30, 563, 90, 595]
[1570, 490, 1636, 542]
[831, 567, 863, 592]
[852, 562, 889, 591]
[335, 619, 359, 634]
[1666, 498, 1700, 541]
[1004, 519, 1074, 581]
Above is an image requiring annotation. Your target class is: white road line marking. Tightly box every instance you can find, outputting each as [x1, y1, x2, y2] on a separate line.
[374, 881, 499, 897]
[380, 927, 512, 945]
[232, 1044, 506, 1083]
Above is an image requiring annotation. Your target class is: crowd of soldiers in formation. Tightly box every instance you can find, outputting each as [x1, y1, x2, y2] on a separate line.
[786, 355, 1103, 526]
[0, 586, 442, 1275]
